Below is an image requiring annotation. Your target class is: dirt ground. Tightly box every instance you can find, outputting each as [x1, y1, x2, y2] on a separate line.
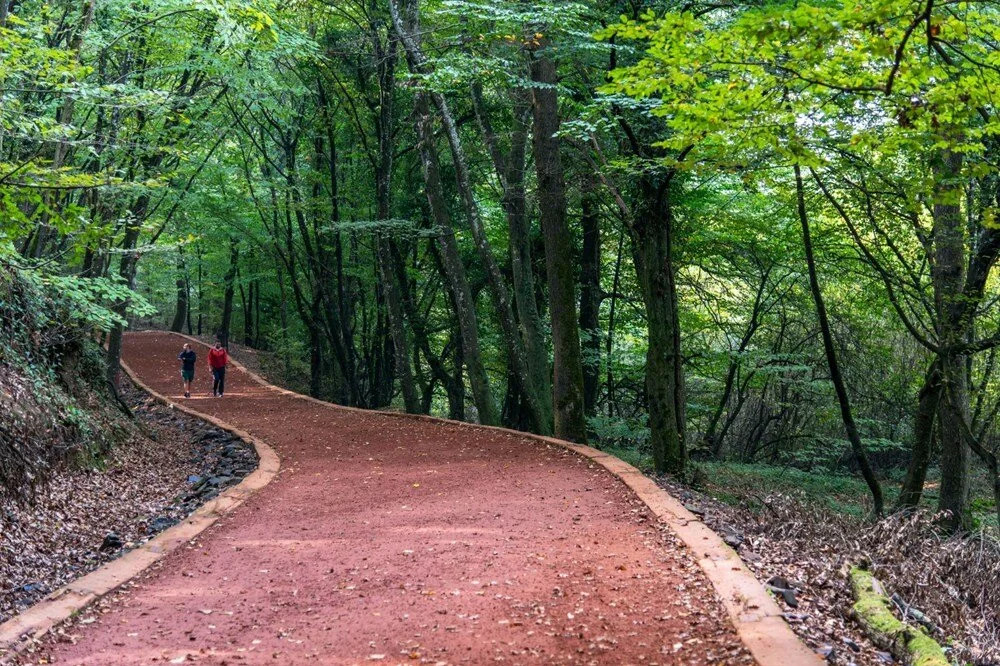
[28, 331, 752, 665]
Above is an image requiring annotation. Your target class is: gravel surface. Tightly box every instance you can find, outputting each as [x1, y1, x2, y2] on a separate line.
[28, 331, 753, 665]
[1, 378, 256, 625]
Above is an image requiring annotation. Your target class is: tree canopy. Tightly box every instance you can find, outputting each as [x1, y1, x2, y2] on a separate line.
[8, 0, 1000, 539]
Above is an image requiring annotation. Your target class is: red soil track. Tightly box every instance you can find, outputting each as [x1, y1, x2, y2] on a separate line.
[35, 332, 750, 665]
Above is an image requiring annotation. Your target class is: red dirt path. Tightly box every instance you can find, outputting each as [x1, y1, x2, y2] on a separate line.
[33, 332, 751, 665]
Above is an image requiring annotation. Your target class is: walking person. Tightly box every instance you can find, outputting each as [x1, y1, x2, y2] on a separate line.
[178, 343, 196, 399]
[208, 341, 229, 397]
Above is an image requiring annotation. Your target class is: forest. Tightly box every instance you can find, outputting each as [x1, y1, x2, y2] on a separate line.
[5, 0, 1000, 661]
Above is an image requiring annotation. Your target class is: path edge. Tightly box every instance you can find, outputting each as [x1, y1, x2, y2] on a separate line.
[0, 354, 280, 663]
[162, 330, 822, 666]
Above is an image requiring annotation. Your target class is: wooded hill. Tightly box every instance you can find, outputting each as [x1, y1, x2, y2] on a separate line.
[5, 0, 1000, 536]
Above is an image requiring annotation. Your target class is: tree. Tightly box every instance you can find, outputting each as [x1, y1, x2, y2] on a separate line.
[529, 47, 588, 443]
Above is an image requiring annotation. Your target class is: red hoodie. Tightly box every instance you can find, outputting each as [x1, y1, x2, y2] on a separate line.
[208, 347, 228, 369]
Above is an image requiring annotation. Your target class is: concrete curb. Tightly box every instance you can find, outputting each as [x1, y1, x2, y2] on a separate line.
[0, 353, 281, 663]
[161, 331, 823, 665]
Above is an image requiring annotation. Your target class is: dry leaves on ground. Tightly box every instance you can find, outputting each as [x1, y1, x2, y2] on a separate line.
[0, 379, 256, 624]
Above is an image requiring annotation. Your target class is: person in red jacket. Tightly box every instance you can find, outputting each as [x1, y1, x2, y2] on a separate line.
[207, 341, 229, 397]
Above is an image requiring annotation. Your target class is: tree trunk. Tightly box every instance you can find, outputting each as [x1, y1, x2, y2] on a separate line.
[239, 276, 254, 346]
[705, 359, 740, 459]
[377, 238, 420, 412]
[705, 269, 769, 458]
[795, 165, 884, 517]
[106, 197, 148, 388]
[169, 254, 187, 333]
[390, 0, 548, 433]
[185, 276, 194, 335]
[447, 325, 466, 420]
[219, 239, 238, 349]
[277, 267, 291, 377]
[470, 83, 553, 430]
[606, 231, 625, 418]
[31, 0, 96, 260]
[318, 80, 361, 406]
[371, 25, 418, 413]
[196, 246, 203, 336]
[896, 361, 941, 509]
[371, 282, 394, 408]
[931, 146, 972, 531]
[579, 184, 602, 417]
[530, 54, 587, 443]
[309, 298, 323, 398]
[414, 93, 498, 424]
[630, 174, 685, 474]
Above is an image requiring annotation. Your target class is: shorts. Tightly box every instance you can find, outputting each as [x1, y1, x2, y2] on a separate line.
[181, 368, 195, 381]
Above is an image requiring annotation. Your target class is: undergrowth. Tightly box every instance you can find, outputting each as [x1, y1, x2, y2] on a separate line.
[0, 261, 137, 501]
[729, 494, 1000, 664]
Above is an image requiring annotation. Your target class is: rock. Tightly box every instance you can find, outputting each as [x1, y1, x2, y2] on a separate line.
[683, 503, 705, 517]
[208, 475, 233, 487]
[843, 638, 861, 653]
[875, 651, 895, 663]
[722, 530, 744, 549]
[187, 475, 202, 484]
[767, 575, 792, 590]
[817, 645, 835, 661]
[778, 588, 798, 608]
[148, 516, 176, 533]
[99, 532, 123, 552]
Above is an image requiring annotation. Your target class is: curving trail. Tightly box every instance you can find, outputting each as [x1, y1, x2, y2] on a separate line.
[36, 331, 751, 665]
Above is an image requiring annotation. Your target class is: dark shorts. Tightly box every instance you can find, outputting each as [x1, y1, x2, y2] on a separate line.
[181, 368, 195, 381]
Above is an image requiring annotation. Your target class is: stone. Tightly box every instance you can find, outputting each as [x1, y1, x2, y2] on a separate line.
[722, 530, 744, 549]
[778, 588, 798, 608]
[767, 575, 792, 590]
[683, 503, 705, 517]
[149, 516, 176, 533]
[99, 532, 123, 552]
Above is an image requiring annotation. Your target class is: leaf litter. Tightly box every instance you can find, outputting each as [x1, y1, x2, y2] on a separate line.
[660, 476, 1000, 665]
[0, 377, 256, 625]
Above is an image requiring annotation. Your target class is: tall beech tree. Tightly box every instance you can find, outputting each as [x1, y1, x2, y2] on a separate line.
[529, 49, 588, 443]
